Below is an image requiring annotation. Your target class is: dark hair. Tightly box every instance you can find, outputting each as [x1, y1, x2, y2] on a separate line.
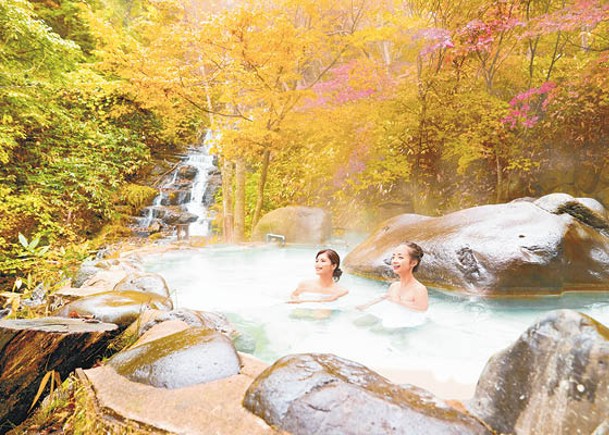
[316, 249, 343, 282]
[401, 241, 424, 272]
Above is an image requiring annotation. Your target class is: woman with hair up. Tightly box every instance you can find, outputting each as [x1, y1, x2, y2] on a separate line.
[357, 242, 429, 315]
[289, 249, 349, 304]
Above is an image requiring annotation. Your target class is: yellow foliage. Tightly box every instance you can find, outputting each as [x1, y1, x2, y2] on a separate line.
[116, 183, 158, 213]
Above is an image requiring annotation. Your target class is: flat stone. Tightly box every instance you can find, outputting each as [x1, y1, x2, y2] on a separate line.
[79, 354, 274, 434]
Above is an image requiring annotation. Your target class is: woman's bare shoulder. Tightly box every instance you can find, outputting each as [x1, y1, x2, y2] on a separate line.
[388, 282, 400, 292]
[336, 285, 349, 295]
[414, 280, 428, 292]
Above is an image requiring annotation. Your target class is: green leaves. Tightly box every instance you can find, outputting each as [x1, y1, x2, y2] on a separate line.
[18, 233, 50, 257]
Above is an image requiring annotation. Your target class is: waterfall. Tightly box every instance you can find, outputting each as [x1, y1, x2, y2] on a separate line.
[183, 145, 216, 236]
[139, 131, 219, 238]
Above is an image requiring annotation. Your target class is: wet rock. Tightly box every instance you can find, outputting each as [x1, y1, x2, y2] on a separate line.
[146, 220, 162, 234]
[130, 320, 191, 348]
[113, 272, 171, 298]
[107, 327, 241, 389]
[251, 206, 332, 244]
[124, 308, 238, 339]
[72, 260, 102, 288]
[243, 353, 489, 434]
[177, 164, 198, 180]
[233, 331, 257, 353]
[53, 290, 173, 328]
[467, 310, 609, 435]
[73, 258, 143, 288]
[203, 171, 222, 206]
[162, 210, 199, 226]
[0, 318, 118, 432]
[160, 188, 192, 206]
[534, 193, 609, 235]
[577, 197, 608, 218]
[594, 420, 609, 434]
[80, 353, 272, 434]
[344, 193, 609, 295]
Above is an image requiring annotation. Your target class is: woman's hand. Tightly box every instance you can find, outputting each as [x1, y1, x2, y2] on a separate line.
[356, 294, 388, 311]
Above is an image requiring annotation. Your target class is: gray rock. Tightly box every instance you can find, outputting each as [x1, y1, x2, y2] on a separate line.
[344, 194, 609, 295]
[177, 164, 198, 180]
[467, 310, 609, 435]
[113, 272, 171, 298]
[107, 327, 241, 389]
[162, 210, 198, 225]
[73, 258, 143, 288]
[73, 260, 102, 288]
[127, 308, 238, 339]
[243, 353, 489, 435]
[53, 290, 173, 328]
[251, 206, 332, 244]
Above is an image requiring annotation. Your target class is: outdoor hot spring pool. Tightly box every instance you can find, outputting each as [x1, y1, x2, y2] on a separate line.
[142, 244, 609, 395]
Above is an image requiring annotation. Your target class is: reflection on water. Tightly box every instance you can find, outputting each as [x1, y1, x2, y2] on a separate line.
[143, 245, 609, 386]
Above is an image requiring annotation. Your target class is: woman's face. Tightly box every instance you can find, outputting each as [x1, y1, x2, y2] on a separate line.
[391, 245, 417, 274]
[315, 252, 335, 277]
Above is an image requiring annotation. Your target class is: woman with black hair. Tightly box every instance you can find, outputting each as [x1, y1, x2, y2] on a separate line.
[357, 242, 429, 313]
[289, 249, 349, 304]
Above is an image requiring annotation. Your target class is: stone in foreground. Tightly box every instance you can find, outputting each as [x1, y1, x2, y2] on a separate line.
[107, 327, 241, 389]
[79, 354, 273, 434]
[467, 309, 609, 434]
[0, 317, 118, 432]
[243, 353, 489, 434]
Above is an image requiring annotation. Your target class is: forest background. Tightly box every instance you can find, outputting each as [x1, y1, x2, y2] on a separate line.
[1, 0, 608, 302]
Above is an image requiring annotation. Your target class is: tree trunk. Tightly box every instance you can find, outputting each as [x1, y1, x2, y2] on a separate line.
[222, 160, 234, 243]
[495, 152, 504, 203]
[251, 148, 271, 231]
[234, 158, 246, 242]
[0, 318, 118, 431]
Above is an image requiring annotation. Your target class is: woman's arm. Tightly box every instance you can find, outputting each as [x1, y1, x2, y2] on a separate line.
[356, 293, 388, 311]
[290, 282, 307, 301]
[287, 289, 348, 304]
[321, 288, 349, 302]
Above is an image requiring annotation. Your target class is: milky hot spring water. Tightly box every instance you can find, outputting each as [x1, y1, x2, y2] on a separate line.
[143, 245, 609, 395]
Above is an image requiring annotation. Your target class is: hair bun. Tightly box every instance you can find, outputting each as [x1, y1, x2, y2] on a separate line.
[333, 267, 343, 281]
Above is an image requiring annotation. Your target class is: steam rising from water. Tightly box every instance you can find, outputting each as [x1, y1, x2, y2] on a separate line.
[143, 245, 609, 386]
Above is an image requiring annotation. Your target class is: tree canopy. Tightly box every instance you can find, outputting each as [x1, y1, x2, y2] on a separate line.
[1, 0, 608, 289]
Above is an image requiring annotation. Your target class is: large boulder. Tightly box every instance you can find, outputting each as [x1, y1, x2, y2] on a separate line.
[467, 310, 609, 435]
[0, 318, 118, 432]
[251, 206, 332, 244]
[243, 353, 489, 434]
[106, 327, 241, 389]
[344, 193, 609, 295]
